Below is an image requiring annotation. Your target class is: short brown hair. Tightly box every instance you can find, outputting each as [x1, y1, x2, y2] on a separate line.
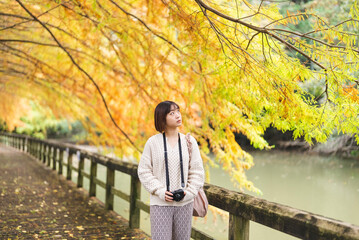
[154, 101, 180, 132]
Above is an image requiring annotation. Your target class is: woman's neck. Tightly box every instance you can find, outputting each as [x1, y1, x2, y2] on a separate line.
[164, 127, 178, 138]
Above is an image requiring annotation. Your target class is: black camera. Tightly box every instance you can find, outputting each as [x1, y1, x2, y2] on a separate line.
[171, 189, 185, 202]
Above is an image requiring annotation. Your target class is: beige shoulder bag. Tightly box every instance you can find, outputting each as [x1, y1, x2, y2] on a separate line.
[185, 133, 208, 217]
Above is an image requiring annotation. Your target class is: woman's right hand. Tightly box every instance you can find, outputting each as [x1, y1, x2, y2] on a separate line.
[165, 191, 173, 202]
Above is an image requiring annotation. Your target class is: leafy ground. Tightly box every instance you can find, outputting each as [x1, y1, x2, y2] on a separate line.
[0, 144, 150, 239]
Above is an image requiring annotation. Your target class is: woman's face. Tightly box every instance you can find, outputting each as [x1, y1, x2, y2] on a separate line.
[165, 105, 182, 129]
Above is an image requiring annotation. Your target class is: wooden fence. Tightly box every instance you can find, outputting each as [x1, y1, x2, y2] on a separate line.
[1, 132, 359, 240]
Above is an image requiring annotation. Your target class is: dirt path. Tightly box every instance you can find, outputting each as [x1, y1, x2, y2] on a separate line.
[0, 144, 150, 239]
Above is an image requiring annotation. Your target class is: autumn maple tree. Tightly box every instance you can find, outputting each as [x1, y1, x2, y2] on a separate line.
[1, 0, 358, 193]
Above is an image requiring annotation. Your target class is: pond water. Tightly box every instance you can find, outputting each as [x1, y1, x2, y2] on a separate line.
[69, 147, 359, 239]
[203, 151, 359, 239]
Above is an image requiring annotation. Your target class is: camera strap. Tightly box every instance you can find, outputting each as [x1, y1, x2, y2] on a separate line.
[163, 132, 185, 191]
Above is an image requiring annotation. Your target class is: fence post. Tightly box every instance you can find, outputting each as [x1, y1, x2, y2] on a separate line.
[77, 151, 84, 188]
[22, 138, 25, 152]
[32, 140, 34, 155]
[31, 139, 34, 155]
[32, 140, 35, 157]
[59, 149, 63, 175]
[43, 144, 47, 163]
[38, 141, 41, 160]
[105, 166, 115, 210]
[40, 142, 46, 162]
[67, 148, 72, 181]
[53, 148, 57, 171]
[129, 176, 141, 229]
[27, 138, 30, 153]
[34, 141, 37, 158]
[30, 139, 33, 155]
[44, 144, 48, 164]
[47, 146, 52, 167]
[32, 140, 35, 156]
[89, 158, 97, 197]
[36, 141, 40, 159]
[229, 214, 249, 240]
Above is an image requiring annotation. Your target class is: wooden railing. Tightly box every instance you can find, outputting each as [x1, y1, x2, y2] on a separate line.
[1, 131, 359, 240]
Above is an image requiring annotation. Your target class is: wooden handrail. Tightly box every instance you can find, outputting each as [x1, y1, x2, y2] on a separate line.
[1, 131, 359, 240]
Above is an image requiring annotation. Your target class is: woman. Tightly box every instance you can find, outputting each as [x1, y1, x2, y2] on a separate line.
[137, 101, 205, 240]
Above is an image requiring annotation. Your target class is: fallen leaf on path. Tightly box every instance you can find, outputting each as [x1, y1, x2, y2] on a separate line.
[76, 226, 85, 231]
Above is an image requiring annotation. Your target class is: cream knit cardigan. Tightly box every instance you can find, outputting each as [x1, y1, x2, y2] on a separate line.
[137, 133, 205, 206]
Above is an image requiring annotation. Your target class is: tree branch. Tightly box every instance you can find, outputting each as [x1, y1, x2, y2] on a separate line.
[0, 38, 124, 68]
[15, 0, 141, 152]
[0, 2, 67, 32]
[271, 28, 359, 54]
[194, 0, 327, 70]
[246, 32, 260, 50]
[303, 19, 359, 37]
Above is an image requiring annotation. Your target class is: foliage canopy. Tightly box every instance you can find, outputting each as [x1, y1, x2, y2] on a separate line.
[1, 0, 359, 192]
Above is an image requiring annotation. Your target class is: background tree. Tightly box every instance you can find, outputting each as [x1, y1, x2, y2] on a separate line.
[0, 0, 358, 193]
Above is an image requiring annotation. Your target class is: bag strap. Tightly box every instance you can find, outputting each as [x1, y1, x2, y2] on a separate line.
[186, 133, 203, 192]
[163, 132, 185, 191]
[185, 133, 192, 161]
